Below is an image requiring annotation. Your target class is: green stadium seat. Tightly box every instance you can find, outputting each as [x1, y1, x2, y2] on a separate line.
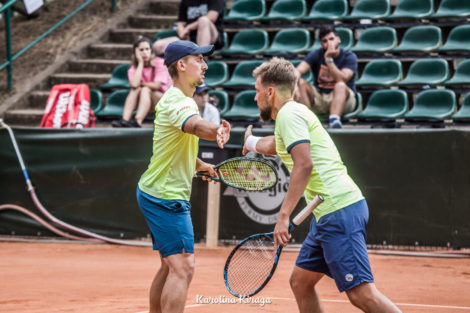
[344, 92, 363, 120]
[100, 64, 130, 90]
[264, 29, 310, 54]
[220, 29, 269, 55]
[439, 25, 470, 53]
[261, 0, 306, 21]
[387, 0, 433, 19]
[431, 0, 470, 18]
[301, 0, 348, 21]
[351, 27, 397, 53]
[96, 89, 129, 118]
[343, 0, 390, 20]
[452, 93, 470, 122]
[392, 25, 442, 53]
[152, 29, 178, 43]
[310, 27, 354, 51]
[404, 89, 456, 120]
[291, 60, 314, 83]
[398, 59, 449, 86]
[209, 90, 230, 115]
[357, 89, 409, 120]
[205, 61, 229, 87]
[444, 59, 470, 86]
[224, 0, 266, 21]
[222, 90, 259, 120]
[356, 59, 402, 86]
[90, 89, 104, 113]
[222, 61, 264, 87]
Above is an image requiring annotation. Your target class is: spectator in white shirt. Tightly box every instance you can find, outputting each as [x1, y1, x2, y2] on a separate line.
[193, 85, 220, 124]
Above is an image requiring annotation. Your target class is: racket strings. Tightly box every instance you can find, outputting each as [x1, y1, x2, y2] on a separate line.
[226, 235, 276, 296]
[218, 159, 277, 191]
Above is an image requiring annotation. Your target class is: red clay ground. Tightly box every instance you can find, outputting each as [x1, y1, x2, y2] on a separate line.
[1, 241, 469, 313]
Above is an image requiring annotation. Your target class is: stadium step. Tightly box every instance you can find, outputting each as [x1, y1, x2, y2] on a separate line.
[68, 59, 129, 73]
[108, 28, 162, 43]
[3, 109, 44, 126]
[49, 73, 111, 88]
[128, 14, 176, 29]
[147, 0, 180, 14]
[87, 43, 133, 59]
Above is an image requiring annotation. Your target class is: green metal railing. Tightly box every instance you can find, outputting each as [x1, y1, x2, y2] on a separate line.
[1, 0, 118, 91]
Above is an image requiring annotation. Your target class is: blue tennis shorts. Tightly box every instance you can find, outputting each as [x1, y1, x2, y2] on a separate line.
[136, 187, 194, 257]
[296, 199, 374, 292]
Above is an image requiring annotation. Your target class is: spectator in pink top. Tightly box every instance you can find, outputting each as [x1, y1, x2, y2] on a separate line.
[112, 37, 172, 127]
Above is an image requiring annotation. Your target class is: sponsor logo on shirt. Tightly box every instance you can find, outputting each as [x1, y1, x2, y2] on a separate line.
[177, 105, 192, 115]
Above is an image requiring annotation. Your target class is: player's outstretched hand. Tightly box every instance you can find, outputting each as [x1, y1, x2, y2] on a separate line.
[242, 125, 253, 155]
[217, 120, 231, 149]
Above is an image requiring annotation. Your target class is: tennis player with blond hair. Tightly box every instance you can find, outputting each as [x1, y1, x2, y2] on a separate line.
[137, 40, 230, 313]
[243, 57, 402, 313]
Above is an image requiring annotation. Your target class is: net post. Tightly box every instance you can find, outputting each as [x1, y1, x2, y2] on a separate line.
[206, 182, 220, 248]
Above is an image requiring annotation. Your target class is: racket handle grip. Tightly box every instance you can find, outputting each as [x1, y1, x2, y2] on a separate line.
[291, 195, 324, 227]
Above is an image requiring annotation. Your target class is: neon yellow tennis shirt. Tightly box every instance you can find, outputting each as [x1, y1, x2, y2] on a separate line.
[138, 86, 199, 201]
[274, 100, 364, 221]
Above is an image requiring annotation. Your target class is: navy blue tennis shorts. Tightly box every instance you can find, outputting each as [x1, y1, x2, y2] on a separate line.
[136, 186, 194, 257]
[296, 199, 374, 292]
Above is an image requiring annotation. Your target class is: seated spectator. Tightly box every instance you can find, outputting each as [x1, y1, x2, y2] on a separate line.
[112, 37, 172, 128]
[193, 85, 220, 124]
[295, 25, 358, 129]
[152, 0, 225, 56]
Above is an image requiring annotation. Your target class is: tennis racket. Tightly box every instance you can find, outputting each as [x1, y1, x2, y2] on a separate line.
[223, 194, 324, 298]
[196, 157, 278, 191]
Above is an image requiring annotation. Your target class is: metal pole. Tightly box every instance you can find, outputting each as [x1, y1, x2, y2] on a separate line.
[5, 7, 12, 91]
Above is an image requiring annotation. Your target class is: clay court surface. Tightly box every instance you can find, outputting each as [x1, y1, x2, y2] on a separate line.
[1, 241, 469, 313]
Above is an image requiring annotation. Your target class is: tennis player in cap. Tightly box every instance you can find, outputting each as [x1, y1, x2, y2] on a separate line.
[136, 40, 231, 313]
[243, 57, 401, 313]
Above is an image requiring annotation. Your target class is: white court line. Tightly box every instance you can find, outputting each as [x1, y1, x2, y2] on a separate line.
[134, 298, 470, 313]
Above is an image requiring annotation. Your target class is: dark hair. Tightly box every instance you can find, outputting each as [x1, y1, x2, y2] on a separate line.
[132, 36, 153, 67]
[319, 26, 338, 39]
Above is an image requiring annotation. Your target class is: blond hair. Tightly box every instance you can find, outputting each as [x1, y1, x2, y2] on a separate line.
[252, 57, 299, 96]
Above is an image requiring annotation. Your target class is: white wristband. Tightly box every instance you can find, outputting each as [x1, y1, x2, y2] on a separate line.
[245, 135, 261, 153]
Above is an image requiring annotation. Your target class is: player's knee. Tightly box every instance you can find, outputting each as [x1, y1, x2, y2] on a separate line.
[172, 259, 195, 283]
[346, 284, 378, 310]
[289, 270, 308, 293]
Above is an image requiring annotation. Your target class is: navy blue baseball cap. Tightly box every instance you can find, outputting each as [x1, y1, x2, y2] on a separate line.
[195, 84, 210, 94]
[164, 40, 214, 66]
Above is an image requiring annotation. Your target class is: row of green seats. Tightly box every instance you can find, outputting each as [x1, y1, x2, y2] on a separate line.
[99, 56, 470, 93]
[358, 89, 470, 122]
[217, 25, 470, 56]
[225, 0, 470, 22]
[91, 87, 470, 124]
[357, 58, 470, 87]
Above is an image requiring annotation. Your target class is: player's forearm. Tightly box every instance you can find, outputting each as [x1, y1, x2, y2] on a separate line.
[255, 136, 277, 155]
[279, 161, 312, 219]
[189, 118, 220, 141]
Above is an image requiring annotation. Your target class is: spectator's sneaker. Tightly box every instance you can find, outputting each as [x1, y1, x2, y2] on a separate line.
[329, 119, 342, 129]
[111, 119, 125, 128]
